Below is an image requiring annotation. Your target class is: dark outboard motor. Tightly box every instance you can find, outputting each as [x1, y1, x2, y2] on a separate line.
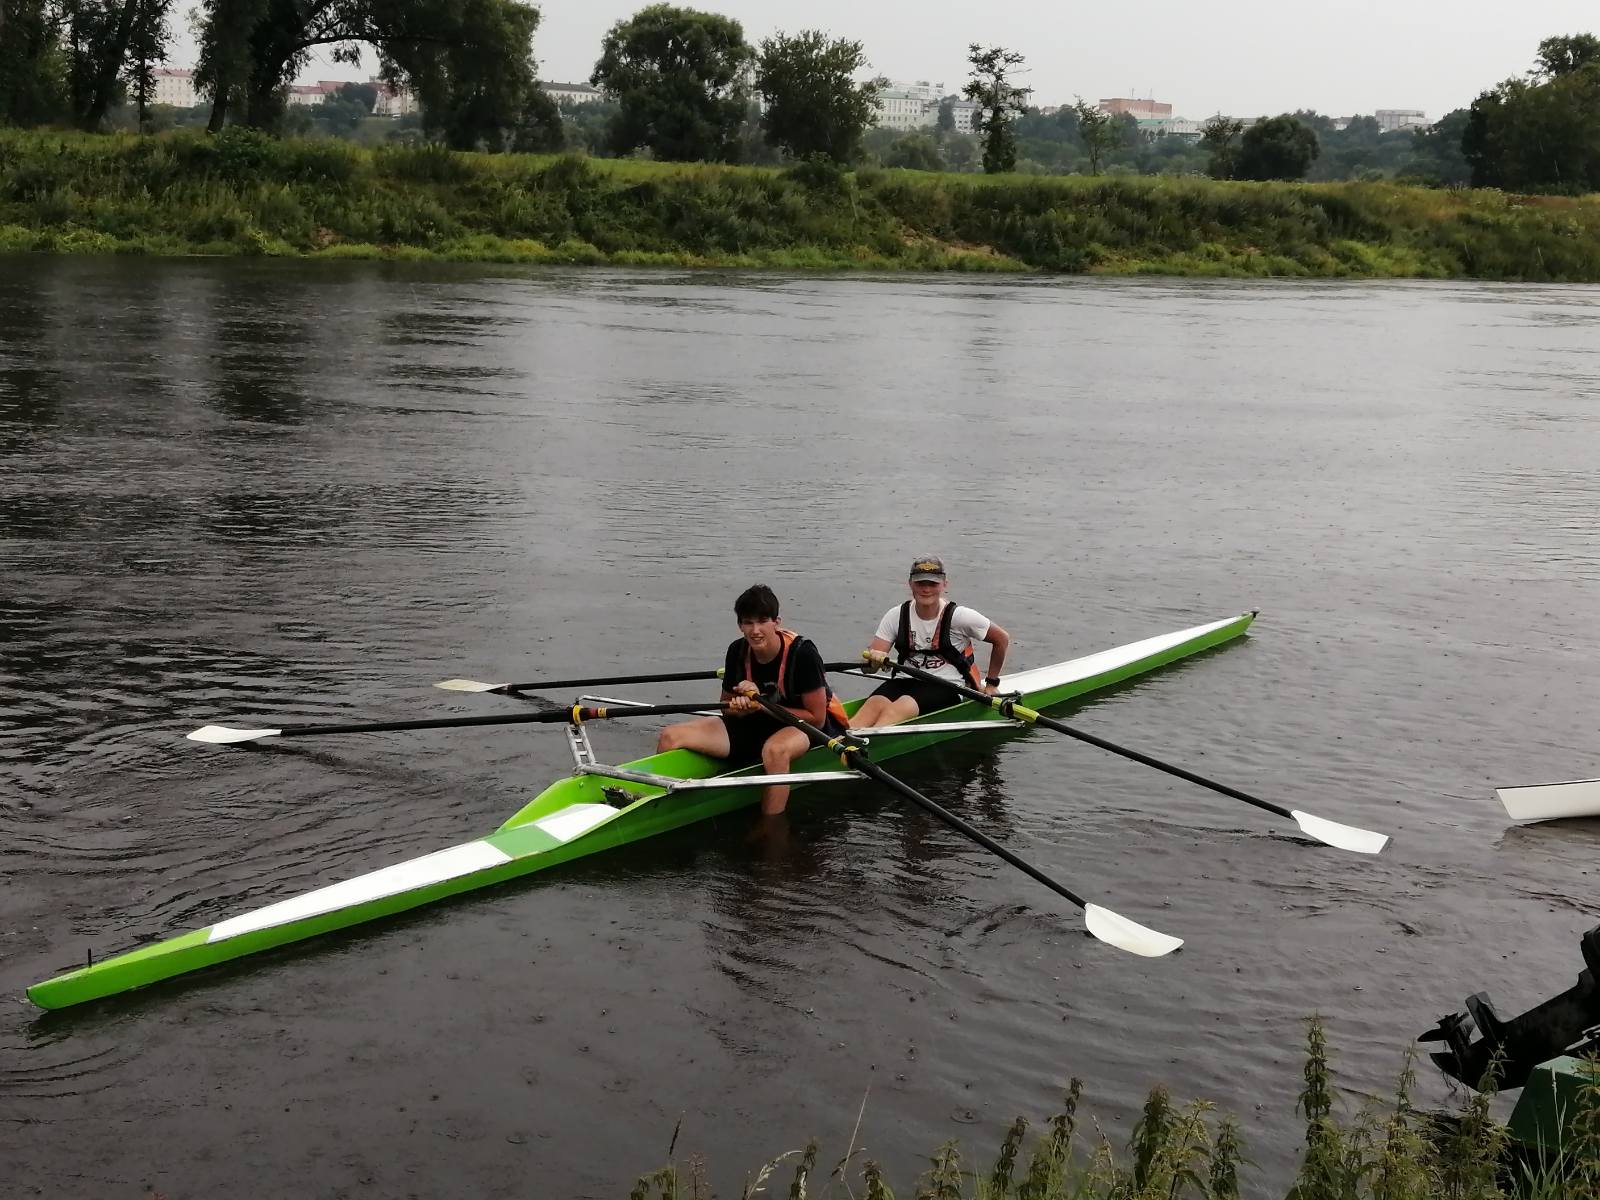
[1420, 923, 1600, 1092]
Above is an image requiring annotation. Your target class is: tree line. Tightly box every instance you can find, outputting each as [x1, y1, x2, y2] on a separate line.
[0, 1, 1594, 193]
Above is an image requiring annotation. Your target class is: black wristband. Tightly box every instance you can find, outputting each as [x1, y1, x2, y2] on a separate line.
[984, 675, 1001, 686]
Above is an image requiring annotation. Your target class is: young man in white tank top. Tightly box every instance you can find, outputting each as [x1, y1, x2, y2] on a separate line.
[850, 556, 1010, 730]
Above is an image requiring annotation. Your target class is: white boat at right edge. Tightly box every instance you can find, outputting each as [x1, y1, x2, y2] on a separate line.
[1497, 776, 1600, 822]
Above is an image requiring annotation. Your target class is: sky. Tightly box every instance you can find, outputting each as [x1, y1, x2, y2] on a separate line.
[185, 0, 1598, 122]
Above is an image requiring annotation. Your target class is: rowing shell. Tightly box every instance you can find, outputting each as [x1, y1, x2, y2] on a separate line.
[1497, 776, 1600, 823]
[26, 611, 1255, 1010]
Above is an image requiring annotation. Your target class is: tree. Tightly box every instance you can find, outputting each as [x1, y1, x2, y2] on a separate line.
[508, 86, 564, 151]
[1407, 108, 1471, 185]
[124, 0, 173, 131]
[884, 131, 942, 170]
[313, 80, 374, 134]
[1200, 115, 1242, 179]
[1070, 98, 1120, 174]
[1464, 69, 1600, 192]
[962, 43, 1028, 174]
[1534, 33, 1600, 79]
[1233, 114, 1319, 180]
[192, 0, 543, 143]
[754, 28, 881, 163]
[935, 95, 954, 133]
[0, 0, 70, 125]
[591, 4, 752, 162]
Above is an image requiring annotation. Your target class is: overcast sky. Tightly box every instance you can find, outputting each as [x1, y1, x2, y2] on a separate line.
[217, 0, 1596, 121]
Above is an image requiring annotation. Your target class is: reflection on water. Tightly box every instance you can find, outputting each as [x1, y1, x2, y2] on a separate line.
[1, 260, 1598, 1197]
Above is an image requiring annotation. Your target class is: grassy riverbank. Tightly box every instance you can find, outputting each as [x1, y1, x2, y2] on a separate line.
[634, 1020, 1598, 1200]
[4, 127, 1600, 279]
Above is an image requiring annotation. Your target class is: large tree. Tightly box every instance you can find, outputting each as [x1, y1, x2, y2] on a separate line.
[193, 0, 543, 146]
[962, 43, 1028, 174]
[1233, 114, 1319, 180]
[1533, 33, 1600, 79]
[1200, 116, 1243, 180]
[0, 0, 70, 125]
[591, 4, 752, 162]
[1407, 108, 1471, 185]
[754, 29, 881, 163]
[124, 0, 172, 130]
[1465, 35, 1600, 192]
[1070, 98, 1120, 174]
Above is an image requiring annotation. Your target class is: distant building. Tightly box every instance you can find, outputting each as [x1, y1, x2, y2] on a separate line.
[1375, 108, 1427, 132]
[286, 81, 347, 107]
[372, 80, 416, 117]
[152, 68, 199, 108]
[1099, 97, 1172, 119]
[946, 98, 980, 135]
[543, 82, 604, 106]
[873, 81, 942, 131]
[1136, 116, 1205, 142]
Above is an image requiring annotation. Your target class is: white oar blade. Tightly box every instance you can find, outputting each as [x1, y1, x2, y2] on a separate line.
[1082, 903, 1183, 958]
[187, 725, 282, 744]
[1497, 779, 1600, 823]
[433, 679, 505, 693]
[1290, 810, 1389, 855]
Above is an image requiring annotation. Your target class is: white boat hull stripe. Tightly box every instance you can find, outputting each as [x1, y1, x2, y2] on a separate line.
[532, 803, 619, 842]
[999, 615, 1240, 696]
[206, 841, 513, 943]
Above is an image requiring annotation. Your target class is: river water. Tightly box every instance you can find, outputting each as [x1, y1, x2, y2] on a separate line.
[1, 259, 1597, 1198]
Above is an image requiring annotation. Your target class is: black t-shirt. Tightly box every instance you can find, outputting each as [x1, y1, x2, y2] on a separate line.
[722, 634, 828, 704]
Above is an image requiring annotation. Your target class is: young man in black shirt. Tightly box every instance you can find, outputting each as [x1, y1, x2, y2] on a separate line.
[656, 584, 847, 816]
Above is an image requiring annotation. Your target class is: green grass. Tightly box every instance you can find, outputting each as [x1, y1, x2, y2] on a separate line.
[4, 127, 1600, 278]
[624, 1019, 1600, 1199]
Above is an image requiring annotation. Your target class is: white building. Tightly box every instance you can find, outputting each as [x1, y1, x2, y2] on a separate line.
[543, 82, 604, 105]
[1136, 117, 1205, 141]
[373, 80, 416, 117]
[287, 81, 342, 107]
[946, 98, 979, 135]
[1375, 108, 1427, 132]
[874, 89, 936, 131]
[151, 68, 199, 108]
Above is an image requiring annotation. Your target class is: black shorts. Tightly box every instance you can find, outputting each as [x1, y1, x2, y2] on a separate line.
[870, 677, 962, 716]
[719, 711, 844, 768]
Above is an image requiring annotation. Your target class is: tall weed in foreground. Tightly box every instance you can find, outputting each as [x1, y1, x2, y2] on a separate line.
[628, 1014, 1600, 1199]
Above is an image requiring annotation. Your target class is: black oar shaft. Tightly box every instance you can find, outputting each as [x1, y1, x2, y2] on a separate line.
[753, 695, 1088, 910]
[499, 663, 860, 695]
[1021, 710, 1292, 820]
[273, 703, 718, 738]
[504, 668, 725, 694]
[880, 657, 1294, 820]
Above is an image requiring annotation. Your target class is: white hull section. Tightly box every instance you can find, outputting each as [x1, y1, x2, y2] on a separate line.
[1002, 614, 1245, 696]
[1498, 778, 1600, 823]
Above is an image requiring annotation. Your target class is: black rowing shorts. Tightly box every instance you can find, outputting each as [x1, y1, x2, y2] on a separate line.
[869, 677, 963, 717]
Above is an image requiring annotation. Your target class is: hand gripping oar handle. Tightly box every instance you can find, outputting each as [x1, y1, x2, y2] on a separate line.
[871, 655, 1389, 855]
[751, 689, 1182, 958]
[438, 664, 861, 695]
[187, 702, 723, 744]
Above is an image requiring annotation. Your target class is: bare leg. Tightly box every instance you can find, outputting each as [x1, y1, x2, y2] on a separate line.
[849, 694, 922, 729]
[657, 715, 732, 757]
[758, 726, 813, 815]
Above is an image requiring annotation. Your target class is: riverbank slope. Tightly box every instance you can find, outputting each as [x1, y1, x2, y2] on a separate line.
[3, 128, 1598, 279]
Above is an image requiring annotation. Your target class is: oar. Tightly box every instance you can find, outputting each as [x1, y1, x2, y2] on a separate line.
[876, 656, 1389, 856]
[751, 692, 1182, 958]
[436, 663, 859, 695]
[187, 702, 723, 745]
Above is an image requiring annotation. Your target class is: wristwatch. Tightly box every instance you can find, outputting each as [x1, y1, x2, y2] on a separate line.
[984, 675, 1001, 686]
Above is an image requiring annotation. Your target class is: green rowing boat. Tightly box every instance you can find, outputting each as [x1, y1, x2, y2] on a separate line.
[26, 611, 1255, 1010]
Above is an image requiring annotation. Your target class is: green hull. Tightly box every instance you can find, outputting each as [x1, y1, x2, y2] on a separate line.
[27, 611, 1254, 1010]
